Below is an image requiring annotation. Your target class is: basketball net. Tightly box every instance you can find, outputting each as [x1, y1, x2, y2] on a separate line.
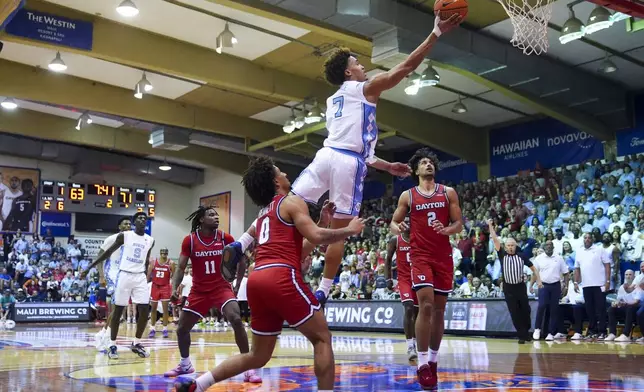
[496, 0, 555, 56]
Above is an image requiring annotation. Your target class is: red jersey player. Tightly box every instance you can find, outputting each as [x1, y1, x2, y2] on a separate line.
[147, 248, 174, 338]
[390, 147, 462, 390]
[164, 206, 262, 384]
[174, 156, 364, 392]
[385, 216, 418, 362]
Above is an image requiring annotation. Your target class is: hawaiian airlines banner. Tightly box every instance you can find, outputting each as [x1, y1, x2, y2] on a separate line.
[490, 119, 604, 177]
[392, 148, 478, 196]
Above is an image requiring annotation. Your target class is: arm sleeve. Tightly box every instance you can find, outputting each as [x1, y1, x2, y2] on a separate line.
[523, 256, 533, 268]
[223, 232, 235, 245]
[180, 235, 191, 257]
[100, 234, 118, 251]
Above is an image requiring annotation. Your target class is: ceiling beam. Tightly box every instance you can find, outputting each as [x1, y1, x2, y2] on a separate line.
[3, 0, 487, 163]
[0, 107, 252, 174]
[0, 59, 321, 157]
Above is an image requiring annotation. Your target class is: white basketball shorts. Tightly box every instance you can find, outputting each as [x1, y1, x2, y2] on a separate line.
[291, 147, 367, 218]
[113, 271, 149, 306]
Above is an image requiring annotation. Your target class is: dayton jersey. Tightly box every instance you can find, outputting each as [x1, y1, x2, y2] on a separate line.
[119, 231, 154, 273]
[254, 195, 303, 270]
[151, 260, 171, 286]
[409, 185, 452, 260]
[180, 230, 233, 293]
[395, 235, 412, 282]
[101, 232, 125, 283]
[323, 81, 378, 164]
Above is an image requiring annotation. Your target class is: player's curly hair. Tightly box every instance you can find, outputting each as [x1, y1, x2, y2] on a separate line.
[408, 147, 440, 180]
[117, 216, 131, 227]
[132, 211, 148, 223]
[242, 156, 277, 208]
[323, 47, 352, 86]
[186, 205, 216, 233]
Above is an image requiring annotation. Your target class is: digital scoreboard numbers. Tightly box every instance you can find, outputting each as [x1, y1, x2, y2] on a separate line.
[39, 181, 156, 217]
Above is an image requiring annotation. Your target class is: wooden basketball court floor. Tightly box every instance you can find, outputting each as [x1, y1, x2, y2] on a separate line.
[0, 323, 643, 391]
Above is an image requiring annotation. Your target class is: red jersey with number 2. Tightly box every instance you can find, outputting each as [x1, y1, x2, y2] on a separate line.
[151, 260, 171, 286]
[254, 195, 303, 269]
[395, 235, 412, 283]
[409, 184, 452, 260]
[180, 229, 234, 294]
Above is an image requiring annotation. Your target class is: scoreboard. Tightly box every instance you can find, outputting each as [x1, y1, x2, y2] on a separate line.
[39, 180, 156, 217]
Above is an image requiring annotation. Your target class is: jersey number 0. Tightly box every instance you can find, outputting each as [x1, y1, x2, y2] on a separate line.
[258, 217, 270, 245]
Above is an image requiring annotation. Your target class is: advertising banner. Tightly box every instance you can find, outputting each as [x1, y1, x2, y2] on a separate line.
[490, 119, 603, 177]
[5, 8, 93, 50]
[39, 211, 72, 237]
[74, 235, 107, 258]
[0, 165, 40, 233]
[324, 299, 538, 335]
[616, 127, 644, 156]
[14, 302, 91, 322]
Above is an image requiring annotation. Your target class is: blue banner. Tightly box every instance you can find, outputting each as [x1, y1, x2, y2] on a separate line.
[39, 211, 71, 237]
[0, 0, 25, 30]
[490, 119, 604, 177]
[5, 8, 93, 50]
[616, 94, 644, 156]
[392, 148, 478, 195]
[145, 219, 152, 236]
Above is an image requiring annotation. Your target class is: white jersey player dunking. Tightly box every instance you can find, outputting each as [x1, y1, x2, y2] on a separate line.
[290, 13, 462, 304]
[85, 212, 154, 360]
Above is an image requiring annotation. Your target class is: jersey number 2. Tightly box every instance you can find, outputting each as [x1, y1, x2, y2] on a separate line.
[333, 96, 344, 118]
[427, 212, 436, 226]
[258, 217, 270, 245]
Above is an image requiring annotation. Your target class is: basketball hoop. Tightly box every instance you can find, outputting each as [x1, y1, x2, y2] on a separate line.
[496, 0, 555, 56]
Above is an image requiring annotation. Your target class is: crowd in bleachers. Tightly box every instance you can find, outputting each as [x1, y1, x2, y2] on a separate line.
[303, 154, 644, 305]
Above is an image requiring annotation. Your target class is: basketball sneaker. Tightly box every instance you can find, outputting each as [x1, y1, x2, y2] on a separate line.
[164, 362, 195, 377]
[174, 379, 197, 392]
[244, 369, 262, 383]
[148, 329, 156, 338]
[417, 362, 438, 390]
[94, 329, 105, 351]
[163, 329, 169, 338]
[108, 345, 119, 359]
[407, 346, 418, 362]
[130, 343, 150, 358]
[615, 334, 631, 342]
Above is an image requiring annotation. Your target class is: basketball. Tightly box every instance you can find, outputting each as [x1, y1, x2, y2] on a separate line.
[434, 0, 468, 20]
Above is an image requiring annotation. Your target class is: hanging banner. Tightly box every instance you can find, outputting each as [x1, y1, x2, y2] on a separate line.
[74, 235, 108, 258]
[490, 119, 604, 177]
[199, 191, 231, 234]
[39, 211, 72, 237]
[616, 127, 644, 156]
[0, 165, 40, 233]
[5, 8, 94, 50]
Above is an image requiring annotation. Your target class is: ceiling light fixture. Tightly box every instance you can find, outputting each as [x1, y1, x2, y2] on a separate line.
[134, 82, 144, 99]
[1, 98, 18, 110]
[75, 112, 92, 130]
[599, 52, 617, 73]
[215, 22, 237, 54]
[138, 72, 153, 92]
[418, 62, 440, 87]
[116, 0, 140, 17]
[148, 134, 154, 144]
[48, 52, 67, 72]
[585, 5, 613, 35]
[283, 109, 296, 134]
[610, 12, 631, 23]
[305, 101, 323, 124]
[559, 8, 585, 44]
[452, 96, 468, 114]
[158, 160, 172, 171]
[404, 75, 421, 95]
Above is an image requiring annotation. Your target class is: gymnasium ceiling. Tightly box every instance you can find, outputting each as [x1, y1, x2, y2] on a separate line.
[0, 0, 642, 181]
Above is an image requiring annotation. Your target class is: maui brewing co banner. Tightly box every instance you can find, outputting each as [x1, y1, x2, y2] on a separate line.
[15, 302, 90, 323]
[490, 119, 603, 177]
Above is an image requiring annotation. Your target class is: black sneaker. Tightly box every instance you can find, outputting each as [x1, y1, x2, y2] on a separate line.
[108, 345, 119, 359]
[130, 343, 150, 358]
[518, 339, 526, 344]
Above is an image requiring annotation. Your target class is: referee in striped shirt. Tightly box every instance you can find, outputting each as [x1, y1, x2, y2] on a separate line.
[488, 220, 542, 343]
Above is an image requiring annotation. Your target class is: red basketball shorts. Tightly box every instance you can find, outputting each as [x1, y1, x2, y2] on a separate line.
[150, 283, 172, 302]
[183, 286, 237, 319]
[398, 275, 418, 306]
[247, 265, 320, 336]
[411, 254, 453, 294]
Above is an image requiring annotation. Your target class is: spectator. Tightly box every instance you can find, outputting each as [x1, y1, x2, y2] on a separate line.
[532, 241, 569, 341]
[605, 269, 641, 342]
[1, 289, 16, 321]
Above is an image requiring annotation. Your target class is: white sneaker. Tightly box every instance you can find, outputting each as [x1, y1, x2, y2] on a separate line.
[214, 322, 221, 328]
[571, 333, 583, 340]
[553, 333, 567, 340]
[604, 333, 616, 342]
[545, 334, 554, 341]
[223, 321, 229, 328]
[94, 329, 105, 350]
[614, 334, 630, 342]
[636, 337, 644, 343]
[533, 329, 541, 340]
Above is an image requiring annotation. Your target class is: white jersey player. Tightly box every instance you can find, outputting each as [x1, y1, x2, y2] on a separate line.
[0, 174, 23, 231]
[85, 212, 154, 360]
[290, 13, 463, 304]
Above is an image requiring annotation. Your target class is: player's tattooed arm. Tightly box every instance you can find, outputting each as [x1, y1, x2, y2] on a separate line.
[384, 236, 397, 283]
[432, 187, 463, 235]
[301, 201, 336, 260]
[390, 191, 410, 235]
[84, 233, 124, 277]
[286, 196, 364, 245]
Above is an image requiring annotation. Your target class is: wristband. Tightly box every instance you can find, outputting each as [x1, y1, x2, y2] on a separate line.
[433, 25, 442, 37]
[238, 232, 254, 252]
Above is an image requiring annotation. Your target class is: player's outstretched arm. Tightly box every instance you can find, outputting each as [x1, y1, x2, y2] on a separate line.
[389, 191, 411, 235]
[384, 236, 397, 283]
[363, 13, 462, 100]
[301, 201, 335, 260]
[285, 196, 364, 245]
[84, 233, 124, 277]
